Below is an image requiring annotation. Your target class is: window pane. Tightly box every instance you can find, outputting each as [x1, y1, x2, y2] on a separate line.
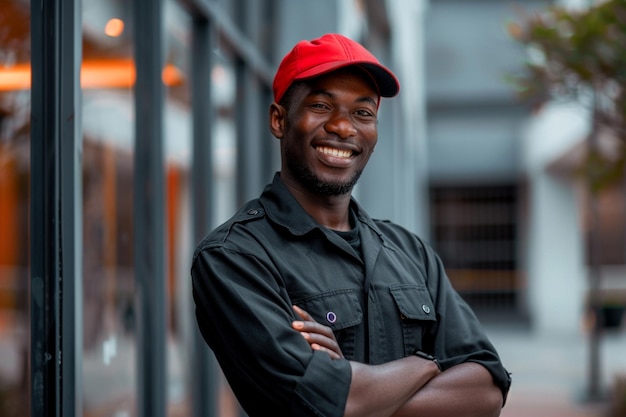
[82, 1, 137, 416]
[212, 53, 237, 226]
[211, 36, 241, 417]
[163, 2, 192, 416]
[0, 2, 31, 416]
[430, 185, 521, 318]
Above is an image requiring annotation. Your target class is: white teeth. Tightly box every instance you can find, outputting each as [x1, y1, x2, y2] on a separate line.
[317, 146, 352, 158]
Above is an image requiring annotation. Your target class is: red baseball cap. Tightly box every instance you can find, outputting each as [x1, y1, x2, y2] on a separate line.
[272, 33, 400, 104]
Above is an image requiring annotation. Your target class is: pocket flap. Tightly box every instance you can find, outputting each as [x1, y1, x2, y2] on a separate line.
[294, 289, 362, 331]
[389, 285, 436, 321]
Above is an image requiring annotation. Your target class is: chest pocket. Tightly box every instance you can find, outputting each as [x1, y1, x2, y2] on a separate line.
[293, 289, 362, 330]
[389, 284, 437, 354]
[293, 289, 362, 358]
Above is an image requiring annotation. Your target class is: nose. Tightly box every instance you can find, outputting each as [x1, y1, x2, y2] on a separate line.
[324, 112, 357, 139]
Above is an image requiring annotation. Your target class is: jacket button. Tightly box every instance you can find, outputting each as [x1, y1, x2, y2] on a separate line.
[326, 312, 337, 323]
[247, 209, 259, 215]
[422, 305, 431, 314]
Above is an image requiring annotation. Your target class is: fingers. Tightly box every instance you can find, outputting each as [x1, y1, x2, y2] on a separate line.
[292, 304, 313, 321]
[291, 305, 332, 337]
[311, 343, 343, 360]
[299, 332, 343, 359]
[292, 305, 344, 359]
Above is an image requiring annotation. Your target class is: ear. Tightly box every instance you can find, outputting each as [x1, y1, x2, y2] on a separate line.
[269, 103, 286, 139]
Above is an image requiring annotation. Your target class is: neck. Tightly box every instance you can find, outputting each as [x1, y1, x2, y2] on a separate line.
[285, 182, 353, 231]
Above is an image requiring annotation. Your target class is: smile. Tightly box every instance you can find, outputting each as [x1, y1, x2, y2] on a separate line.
[316, 146, 353, 159]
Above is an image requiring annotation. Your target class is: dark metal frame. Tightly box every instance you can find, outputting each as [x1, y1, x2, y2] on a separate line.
[183, 1, 275, 415]
[182, 1, 275, 416]
[30, 0, 276, 416]
[30, 1, 82, 416]
[132, 0, 167, 416]
[190, 14, 220, 417]
[180, 0, 274, 84]
[235, 0, 265, 205]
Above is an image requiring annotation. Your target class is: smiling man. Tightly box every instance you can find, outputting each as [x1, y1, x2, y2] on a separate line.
[191, 33, 511, 417]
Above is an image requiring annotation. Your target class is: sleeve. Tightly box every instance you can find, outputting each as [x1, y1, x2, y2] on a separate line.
[191, 241, 352, 416]
[422, 245, 512, 405]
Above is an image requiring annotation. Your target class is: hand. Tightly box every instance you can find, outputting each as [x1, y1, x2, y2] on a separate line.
[292, 305, 344, 359]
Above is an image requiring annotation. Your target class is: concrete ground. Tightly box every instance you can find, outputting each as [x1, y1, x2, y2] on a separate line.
[485, 324, 626, 417]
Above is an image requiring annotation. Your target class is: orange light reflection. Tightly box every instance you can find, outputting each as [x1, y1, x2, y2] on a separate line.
[105, 18, 125, 37]
[0, 59, 184, 91]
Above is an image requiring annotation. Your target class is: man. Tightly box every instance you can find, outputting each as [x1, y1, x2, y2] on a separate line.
[191, 33, 511, 416]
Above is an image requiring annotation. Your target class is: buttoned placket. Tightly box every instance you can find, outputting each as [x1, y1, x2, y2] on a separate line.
[358, 223, 387, 364]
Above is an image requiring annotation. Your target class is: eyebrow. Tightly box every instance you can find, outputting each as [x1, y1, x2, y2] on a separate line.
[309, 89, 378, 108]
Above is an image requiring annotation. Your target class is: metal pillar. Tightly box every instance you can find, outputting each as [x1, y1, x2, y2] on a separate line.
[133, 0, 167, 416]
[191, 14, 220, 417]
[30, 0, 82, 416]
[235, 0, 266, 206]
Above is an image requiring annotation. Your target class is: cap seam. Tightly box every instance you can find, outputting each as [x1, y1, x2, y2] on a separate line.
[335, 34, 354, 60]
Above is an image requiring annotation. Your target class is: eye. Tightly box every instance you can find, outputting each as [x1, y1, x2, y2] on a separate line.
[354, 108, 376, 119]
[309, 102, 330, 110]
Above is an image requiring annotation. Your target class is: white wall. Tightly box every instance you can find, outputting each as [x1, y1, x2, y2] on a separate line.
[389, 0, 429, 237]
[521, 101, 590, 334]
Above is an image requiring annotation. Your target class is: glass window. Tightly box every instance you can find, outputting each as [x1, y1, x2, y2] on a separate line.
[212, 51, 237, 226]
[163, 1, 192, 416]
[81, 1, 137, 416]
[0, 2, 31, 416]
[211, 35, 241, 417]
[430, 185, 521, 317]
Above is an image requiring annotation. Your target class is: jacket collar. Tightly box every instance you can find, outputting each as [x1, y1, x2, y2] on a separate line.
[259, 172, 383, 239]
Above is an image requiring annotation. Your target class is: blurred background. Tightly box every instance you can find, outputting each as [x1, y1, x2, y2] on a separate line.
[0, 0, 625, 416]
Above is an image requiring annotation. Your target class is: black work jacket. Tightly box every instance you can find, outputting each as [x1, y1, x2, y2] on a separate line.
[191, 173, 511, 417]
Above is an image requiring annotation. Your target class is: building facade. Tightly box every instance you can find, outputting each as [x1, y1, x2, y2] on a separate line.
[0, 0, 426, 416]
[1, 0, 623, 416]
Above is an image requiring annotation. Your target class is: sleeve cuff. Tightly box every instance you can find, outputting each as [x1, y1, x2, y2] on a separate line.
[293, 351, 352, 417]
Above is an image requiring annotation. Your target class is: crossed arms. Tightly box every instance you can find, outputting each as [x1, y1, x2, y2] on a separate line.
[293, 305, 504, 417]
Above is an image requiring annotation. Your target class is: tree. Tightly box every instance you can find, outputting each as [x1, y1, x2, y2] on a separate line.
[508, 0, 626, 403]
[508, 0, 625, 192]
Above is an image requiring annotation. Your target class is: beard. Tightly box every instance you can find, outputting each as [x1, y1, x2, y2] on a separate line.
[286, 156, 362, 196]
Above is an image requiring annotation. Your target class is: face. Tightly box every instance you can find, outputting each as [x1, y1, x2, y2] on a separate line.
[270, 67, 379, 196]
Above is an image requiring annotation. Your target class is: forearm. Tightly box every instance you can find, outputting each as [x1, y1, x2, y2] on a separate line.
[391, 362, 503, 417]
[344, 356, 440, 417]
